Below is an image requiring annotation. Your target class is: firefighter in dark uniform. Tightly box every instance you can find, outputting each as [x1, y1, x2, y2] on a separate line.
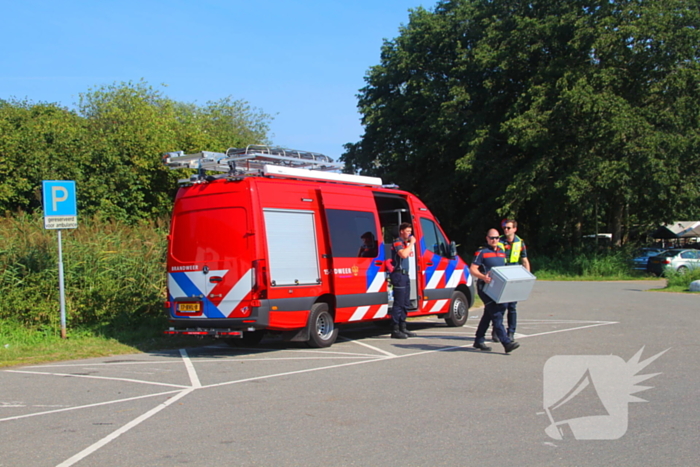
[389, 222, 417, 339]
[470, 228, 520, 353]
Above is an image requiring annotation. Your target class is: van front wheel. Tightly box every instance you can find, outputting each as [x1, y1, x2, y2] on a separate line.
[444, 291, 469, 327]
[307, 303, 338, 348]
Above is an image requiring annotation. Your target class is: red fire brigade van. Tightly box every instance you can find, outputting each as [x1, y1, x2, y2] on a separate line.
[162, 146, 474, 347]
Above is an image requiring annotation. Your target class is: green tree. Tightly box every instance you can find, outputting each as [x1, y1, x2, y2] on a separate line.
[0, 81, 273, 221]
[77, 81, 273, 221]
[77, 81, 180, 220]
[0, 99, 87, 214]
[343, 0, 700, 251]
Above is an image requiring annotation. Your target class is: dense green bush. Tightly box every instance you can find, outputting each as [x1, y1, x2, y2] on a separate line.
[0, 214, 167, 332]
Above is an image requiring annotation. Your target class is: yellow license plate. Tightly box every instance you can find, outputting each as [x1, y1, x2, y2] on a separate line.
[177, 303, 201, 312]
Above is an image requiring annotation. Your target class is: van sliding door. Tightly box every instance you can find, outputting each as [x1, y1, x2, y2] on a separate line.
[320, 189, 387, 323]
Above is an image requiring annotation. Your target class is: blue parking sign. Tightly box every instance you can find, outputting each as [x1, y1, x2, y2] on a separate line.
[42, 180, 78, 229]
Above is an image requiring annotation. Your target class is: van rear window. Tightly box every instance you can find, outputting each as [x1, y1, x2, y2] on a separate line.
[171, 207, 247, 263]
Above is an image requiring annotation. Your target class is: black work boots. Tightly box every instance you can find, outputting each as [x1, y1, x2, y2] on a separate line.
[391, 324, 407, 339]
[391, 322, 417, 339]
[400, 322, 417, 338]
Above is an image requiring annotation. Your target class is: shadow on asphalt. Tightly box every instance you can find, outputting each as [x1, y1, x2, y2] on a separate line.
[145, 320, 478, 359]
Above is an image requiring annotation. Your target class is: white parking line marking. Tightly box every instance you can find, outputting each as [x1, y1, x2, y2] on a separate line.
[0, 390, 181, 422]
[5, 370, 190, 389]
[517, 319, 616, 324]
[0, 317, 621, 467]
[179, 349, 201, 388]
[267, 348, 385, 357]
[338, 336, 396, 357]
[192, 356, 382, 362]
[27, 353, 381, 367]
[202, 357, 390, 389]
[28, 360, 186, 368]
[517, 321, 618, 338]
[56, 388, 195, 467]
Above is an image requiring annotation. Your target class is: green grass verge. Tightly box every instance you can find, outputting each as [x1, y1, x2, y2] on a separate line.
[0, 317, 216, 368]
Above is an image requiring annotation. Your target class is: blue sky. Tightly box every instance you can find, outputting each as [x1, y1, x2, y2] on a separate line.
[1, 0, 429, 160]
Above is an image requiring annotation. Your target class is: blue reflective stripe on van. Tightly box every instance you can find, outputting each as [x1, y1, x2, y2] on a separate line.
[169, 272, 226, 319]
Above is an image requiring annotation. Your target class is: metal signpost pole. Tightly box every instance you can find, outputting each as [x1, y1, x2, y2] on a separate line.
[42, 180, 78, 340]
[57, 229, 67, 339]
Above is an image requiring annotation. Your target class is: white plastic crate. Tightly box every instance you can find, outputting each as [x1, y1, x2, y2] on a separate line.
[483, 265, 536, 304]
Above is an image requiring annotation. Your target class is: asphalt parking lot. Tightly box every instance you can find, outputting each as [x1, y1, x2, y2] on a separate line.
[1, 280, 698, 467]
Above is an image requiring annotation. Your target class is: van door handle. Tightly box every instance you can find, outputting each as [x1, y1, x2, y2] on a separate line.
[374, 261, 383, 266]
[426, 262, 434, 266]
[209, 276, 223, 283]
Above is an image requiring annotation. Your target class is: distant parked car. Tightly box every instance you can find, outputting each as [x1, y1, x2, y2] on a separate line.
[647, 249, 700, 276]
[631, 248, 667, 271]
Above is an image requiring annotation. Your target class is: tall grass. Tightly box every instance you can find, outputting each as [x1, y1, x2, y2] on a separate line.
[0, 213, 168, 337]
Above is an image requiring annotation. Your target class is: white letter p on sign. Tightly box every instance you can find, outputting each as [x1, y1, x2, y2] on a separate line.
[52, 186, 69, 211]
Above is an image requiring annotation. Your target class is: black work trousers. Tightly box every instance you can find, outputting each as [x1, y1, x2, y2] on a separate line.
[389, 271, 410, 325]
[475, 283, 510, 345]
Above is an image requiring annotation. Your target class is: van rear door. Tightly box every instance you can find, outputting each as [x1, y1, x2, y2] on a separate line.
[169, 192, 254, 320]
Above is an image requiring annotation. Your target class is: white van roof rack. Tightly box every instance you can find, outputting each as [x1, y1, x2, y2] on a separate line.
[163, 145, 382, 186]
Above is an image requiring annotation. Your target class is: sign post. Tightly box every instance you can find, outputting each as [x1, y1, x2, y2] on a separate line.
[42, 181, 78, 339]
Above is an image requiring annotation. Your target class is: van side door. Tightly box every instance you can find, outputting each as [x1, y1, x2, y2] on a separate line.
[320, 189, 388, 323]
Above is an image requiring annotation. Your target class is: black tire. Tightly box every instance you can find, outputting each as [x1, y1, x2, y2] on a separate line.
[307, 303, 338, 348]
[225, 330, 265, 347]
[444, 291, 469, 327]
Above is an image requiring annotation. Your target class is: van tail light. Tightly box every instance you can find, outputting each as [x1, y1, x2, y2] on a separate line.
[252, 259, 267, 299]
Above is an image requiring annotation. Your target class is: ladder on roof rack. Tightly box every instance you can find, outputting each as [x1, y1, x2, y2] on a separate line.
[163, 145, 342, 174]
[162, 145, 383, 186]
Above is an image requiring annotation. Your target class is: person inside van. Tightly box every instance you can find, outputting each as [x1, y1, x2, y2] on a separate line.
[358, 231, 378, 258]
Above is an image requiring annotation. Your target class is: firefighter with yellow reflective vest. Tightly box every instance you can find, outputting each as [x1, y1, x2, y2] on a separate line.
[491, 219, 531, 343]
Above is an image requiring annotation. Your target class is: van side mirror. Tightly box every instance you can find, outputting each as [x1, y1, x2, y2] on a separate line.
[449, 241, 458, 258]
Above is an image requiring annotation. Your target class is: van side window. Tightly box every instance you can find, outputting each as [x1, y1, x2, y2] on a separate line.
[326, 209, 378, 258]
[420, 218, 449, 257]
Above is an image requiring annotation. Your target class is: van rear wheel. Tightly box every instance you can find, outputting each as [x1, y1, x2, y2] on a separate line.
[307, 303, 338, 348]
[444, 291, 468, 327]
